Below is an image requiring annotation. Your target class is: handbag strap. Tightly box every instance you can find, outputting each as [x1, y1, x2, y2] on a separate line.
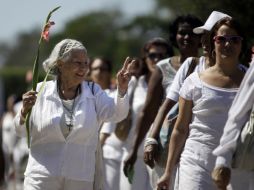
[184, 57, 199, 79]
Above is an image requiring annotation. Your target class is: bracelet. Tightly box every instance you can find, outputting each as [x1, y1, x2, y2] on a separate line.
[117, 89, 126, 98]
[144, 137, 158, 147]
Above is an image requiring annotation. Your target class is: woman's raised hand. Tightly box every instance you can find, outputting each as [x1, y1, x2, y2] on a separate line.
[116, 57, 136, 96]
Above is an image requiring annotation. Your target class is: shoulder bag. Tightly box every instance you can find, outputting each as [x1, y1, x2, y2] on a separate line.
[156, 57, 199, 167]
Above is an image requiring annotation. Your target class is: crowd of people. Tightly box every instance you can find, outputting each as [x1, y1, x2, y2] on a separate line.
[0, 10, 253, 190]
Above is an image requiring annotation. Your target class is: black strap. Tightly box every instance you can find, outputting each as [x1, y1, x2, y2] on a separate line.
[185, 57, 199, 79]
[88, 81, 95, 95]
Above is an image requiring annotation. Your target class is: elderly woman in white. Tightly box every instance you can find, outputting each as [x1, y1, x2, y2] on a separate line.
[14, 39, 134, 190]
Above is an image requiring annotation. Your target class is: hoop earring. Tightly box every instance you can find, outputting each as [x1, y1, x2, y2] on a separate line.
[212, 50, 216, 58]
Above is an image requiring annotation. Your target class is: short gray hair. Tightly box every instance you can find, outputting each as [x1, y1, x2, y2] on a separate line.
[43, 39, 87, 75]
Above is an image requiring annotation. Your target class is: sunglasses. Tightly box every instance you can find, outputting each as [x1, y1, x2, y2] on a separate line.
[213, 35, 243, 44]
[147, 53, 167, 60]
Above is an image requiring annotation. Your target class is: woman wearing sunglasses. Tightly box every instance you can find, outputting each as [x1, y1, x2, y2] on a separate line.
[156, 17, 247, 190]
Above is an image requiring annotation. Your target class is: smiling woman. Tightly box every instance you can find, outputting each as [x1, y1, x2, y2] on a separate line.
[13, 38, 136, 190]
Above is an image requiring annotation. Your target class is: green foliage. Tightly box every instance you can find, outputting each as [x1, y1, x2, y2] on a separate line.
[0, 67, 46, 104]
[156, 0, 254, 47]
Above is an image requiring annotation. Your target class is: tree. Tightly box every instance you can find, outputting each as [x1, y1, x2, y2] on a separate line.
[155, 0, 254, 48]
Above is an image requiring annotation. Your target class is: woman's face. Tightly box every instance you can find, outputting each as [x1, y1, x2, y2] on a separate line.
[214, 25, 242, 61]
[201, 32, 210, 56]
[90, 58, 111, 85]
[58, 49, 89, 85]
[145, 45, 168, 72]
[176, 22, 200, 53]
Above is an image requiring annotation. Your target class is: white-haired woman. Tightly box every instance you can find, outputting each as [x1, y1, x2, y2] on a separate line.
[14, 39, 133, 190]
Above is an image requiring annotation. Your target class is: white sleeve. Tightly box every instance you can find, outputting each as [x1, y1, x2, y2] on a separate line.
[179, 73, 197, 101]
[100, 122, 117, 134]
[213, 63, 254, 167]
[94, 84, 129, 123]
[166, 57, 192, 102]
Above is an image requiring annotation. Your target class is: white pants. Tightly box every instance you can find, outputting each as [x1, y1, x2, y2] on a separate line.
[120, 156, 152, 190]
[24, 176, 93, 190]
[103, 158, 121, 190]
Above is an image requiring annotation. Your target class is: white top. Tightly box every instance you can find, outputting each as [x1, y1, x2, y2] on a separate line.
[2, 112, 17, 153]
[14, 80, 129, 182]
[166, 56, 206, 101]
[179, 72, 238, 171]
[213, 62, 254, 167]
[156, 57, 178, 95]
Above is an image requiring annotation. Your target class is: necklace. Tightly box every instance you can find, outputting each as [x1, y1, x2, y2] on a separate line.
[62, 98, 76, 131]
[57, 81, 81, 131]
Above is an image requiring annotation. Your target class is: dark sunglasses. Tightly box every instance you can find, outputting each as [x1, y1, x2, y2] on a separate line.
[213, 35, 243, 44]
[147, 53, 168, 60]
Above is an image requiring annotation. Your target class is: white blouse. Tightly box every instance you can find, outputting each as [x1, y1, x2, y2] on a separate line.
[166, 56, 206, 102]
[14, 80, 129, 182]
[156, 57, 178, 95]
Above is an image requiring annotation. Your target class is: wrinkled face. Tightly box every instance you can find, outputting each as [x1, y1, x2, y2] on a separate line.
[214, 24, 242, 61]
[90, 58, 111, 85]
[176, 22, 200, 53]
[58, 49, 89, 85]
[145, 45, 169, 72]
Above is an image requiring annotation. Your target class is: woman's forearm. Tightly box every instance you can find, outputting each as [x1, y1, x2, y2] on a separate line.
[164, 125, 189, 174]
[164, 97, 192, 174]
[149, 98, 176, 139]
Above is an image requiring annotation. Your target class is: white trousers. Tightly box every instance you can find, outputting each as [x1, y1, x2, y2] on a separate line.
[103, 158, 121, 190]
[24, 176, 93, 190]
[120, 157, 153, 190]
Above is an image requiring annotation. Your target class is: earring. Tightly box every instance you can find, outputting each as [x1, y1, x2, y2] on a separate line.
[212, 50, 216, 58]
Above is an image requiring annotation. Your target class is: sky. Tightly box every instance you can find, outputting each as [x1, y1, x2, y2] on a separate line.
[0, 0, 155, 44]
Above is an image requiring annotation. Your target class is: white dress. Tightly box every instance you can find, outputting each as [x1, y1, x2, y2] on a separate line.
[177, 72, 238, 190]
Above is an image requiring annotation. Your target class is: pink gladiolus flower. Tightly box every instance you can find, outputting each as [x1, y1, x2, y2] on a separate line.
[42, 21, 55, 41]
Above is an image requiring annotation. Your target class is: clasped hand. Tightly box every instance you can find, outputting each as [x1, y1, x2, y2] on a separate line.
[21, 90, 37, 119]
[143, 144, 157, 168]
